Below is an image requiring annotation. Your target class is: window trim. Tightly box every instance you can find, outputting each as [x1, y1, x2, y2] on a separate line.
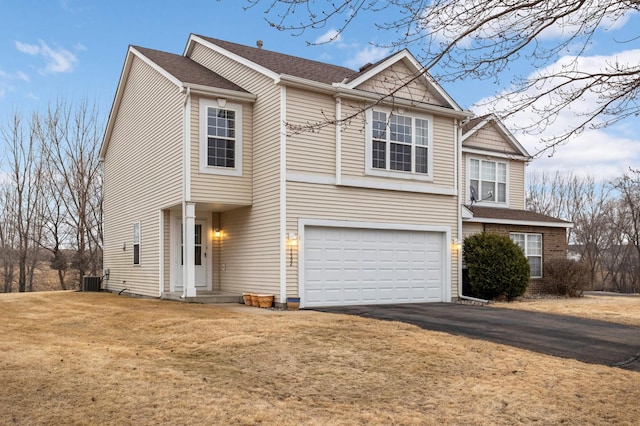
[467, 156, 509, 206]
[133, 221, 141, 266]
[364, 107, 434, 181]
[199, 98, 243, 176]
[510, 232, 542, 278]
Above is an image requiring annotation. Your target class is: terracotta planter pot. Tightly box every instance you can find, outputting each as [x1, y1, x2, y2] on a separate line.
[242, 293, 252, 305]
[250, 294, 259, 307]
[257, 294, 273, 309]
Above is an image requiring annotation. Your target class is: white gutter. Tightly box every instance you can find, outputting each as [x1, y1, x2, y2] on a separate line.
[276, 74, 473, 120]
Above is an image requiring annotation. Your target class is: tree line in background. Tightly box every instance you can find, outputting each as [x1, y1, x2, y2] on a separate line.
[527, 169, 640, 294]
[0, 99, 103, 292]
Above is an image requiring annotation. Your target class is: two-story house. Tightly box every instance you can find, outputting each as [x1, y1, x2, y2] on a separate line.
[100, 34, 571, 307]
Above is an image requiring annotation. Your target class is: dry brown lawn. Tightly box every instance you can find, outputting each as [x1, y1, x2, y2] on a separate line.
[1, 292, 638, 425]
[493, 294, 640, 327]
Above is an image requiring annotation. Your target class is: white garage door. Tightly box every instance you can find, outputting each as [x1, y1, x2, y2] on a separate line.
[303, 226, 445, 307]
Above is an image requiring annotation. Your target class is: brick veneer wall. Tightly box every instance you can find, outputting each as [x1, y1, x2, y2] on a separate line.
[482, 224, 568, 293]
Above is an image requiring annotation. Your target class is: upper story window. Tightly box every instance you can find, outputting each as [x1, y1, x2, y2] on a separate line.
[511, 233, 542, 278]
[199, 99, 243, 176]
[365, 108, 433, 181]
[469, 158, 507, 203]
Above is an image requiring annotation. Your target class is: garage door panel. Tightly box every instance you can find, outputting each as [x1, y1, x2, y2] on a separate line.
[303, 226, 446, 307]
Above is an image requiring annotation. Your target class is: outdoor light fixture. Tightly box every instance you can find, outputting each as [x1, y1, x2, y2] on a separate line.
[287, 233, 298, 266]
[451, 240, 462, 251]
[214, 227, 221, 239]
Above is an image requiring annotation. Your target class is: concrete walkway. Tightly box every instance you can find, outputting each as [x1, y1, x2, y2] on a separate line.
[314, 303, 640, 372]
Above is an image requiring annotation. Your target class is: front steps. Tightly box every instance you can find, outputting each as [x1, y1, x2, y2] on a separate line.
[161, 291, 242, 304]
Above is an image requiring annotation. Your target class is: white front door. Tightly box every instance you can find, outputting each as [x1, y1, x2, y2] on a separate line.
[174, 219, 210, 291]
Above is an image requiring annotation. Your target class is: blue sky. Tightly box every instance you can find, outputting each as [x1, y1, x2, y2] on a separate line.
[1, 0, 639, 179]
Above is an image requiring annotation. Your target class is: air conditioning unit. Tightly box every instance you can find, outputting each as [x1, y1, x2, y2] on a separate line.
[82, 276, 102, 292]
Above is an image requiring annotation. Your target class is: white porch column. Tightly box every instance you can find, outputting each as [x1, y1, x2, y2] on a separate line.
[183, 202, 197, 298]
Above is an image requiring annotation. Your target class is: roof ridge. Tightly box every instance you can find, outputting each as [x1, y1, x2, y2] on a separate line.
[194, 34, 356, 73]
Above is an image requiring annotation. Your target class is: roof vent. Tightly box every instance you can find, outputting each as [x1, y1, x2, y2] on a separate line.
[256, 40, 263, 49]
[359, 62, 372, 72]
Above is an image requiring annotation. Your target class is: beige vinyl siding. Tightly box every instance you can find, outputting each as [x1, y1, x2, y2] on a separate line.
[339, 102, 367, 177]
[286, 182, 460, 300]
[462, 222, 484, 239]
[286, 88, 336, 175]
[340, 103, 456, 190]
[103, 56, 183, 297]
[461, 152, 468, 203]
[189, 41, 282, 297]
[509, 160, 526, 209]
[355, 61, 446, 106]
[463, 122, 520, 154]
[190, 95, 253, 205]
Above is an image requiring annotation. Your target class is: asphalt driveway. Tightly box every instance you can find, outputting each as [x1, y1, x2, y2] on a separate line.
[313, 303, 640, 372]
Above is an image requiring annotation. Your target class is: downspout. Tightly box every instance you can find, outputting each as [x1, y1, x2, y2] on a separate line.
[182, 86, 191, 203]
[456, 118, 489, 304]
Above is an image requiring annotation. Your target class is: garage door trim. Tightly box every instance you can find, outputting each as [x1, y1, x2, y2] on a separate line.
[298, 219, 452, 308]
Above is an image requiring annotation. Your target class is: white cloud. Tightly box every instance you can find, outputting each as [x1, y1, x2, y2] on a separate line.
[315, 29, 341, 44]
[16, 71, 30, 82]
[0, 88, 5, 98]
[473, 49, 640, 180]
[15, 41, 40, 55]
[344, 45, 389, 69]
[15, 40, 78, 74]
[26, 92, 40, 101]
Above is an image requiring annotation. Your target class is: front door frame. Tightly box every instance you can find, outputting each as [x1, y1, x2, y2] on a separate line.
[169, 210, 212, 293]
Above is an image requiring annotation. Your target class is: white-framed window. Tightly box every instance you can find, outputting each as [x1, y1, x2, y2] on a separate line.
[511, 233, 542, 278]
[469, 158, 507, 203]
[365, 108, 433, 180]
[199, 98, 243, 176]
[133, 222, 140, 265]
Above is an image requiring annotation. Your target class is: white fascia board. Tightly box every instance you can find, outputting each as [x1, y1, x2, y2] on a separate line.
[130, 47, 183, 88]
[186, 34, 280, 82]
[462, 146, 529, 161]
[460, 116, 491, 142]
[100, 48, 133, 160]
[344, 50, 463, 112]
[464, 217, 574, 228]
[493, 119, 531, 157]
[277, 74, 337, 94]
[185, 84, 257, 103]
[461, 114, 530, 158]
[461, 205, 474, 220]
[335, 87, 473, 119]
[277, 74, 472, 119]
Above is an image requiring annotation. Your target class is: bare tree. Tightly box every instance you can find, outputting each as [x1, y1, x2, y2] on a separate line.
[36, 99, 104, 287]
[614, 170, 640, 293]
[0, 184, 17, 293]
[599, 200, 637, 293]
[0, 111, 45, 292]
[246, 0, 640, 152]
[527, 171, 615, 288]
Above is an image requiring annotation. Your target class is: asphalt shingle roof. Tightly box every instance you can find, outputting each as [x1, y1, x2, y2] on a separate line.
[195, 35, 359, 84]
[133, 45, 249, 93]
[468, 206, 571, 224]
